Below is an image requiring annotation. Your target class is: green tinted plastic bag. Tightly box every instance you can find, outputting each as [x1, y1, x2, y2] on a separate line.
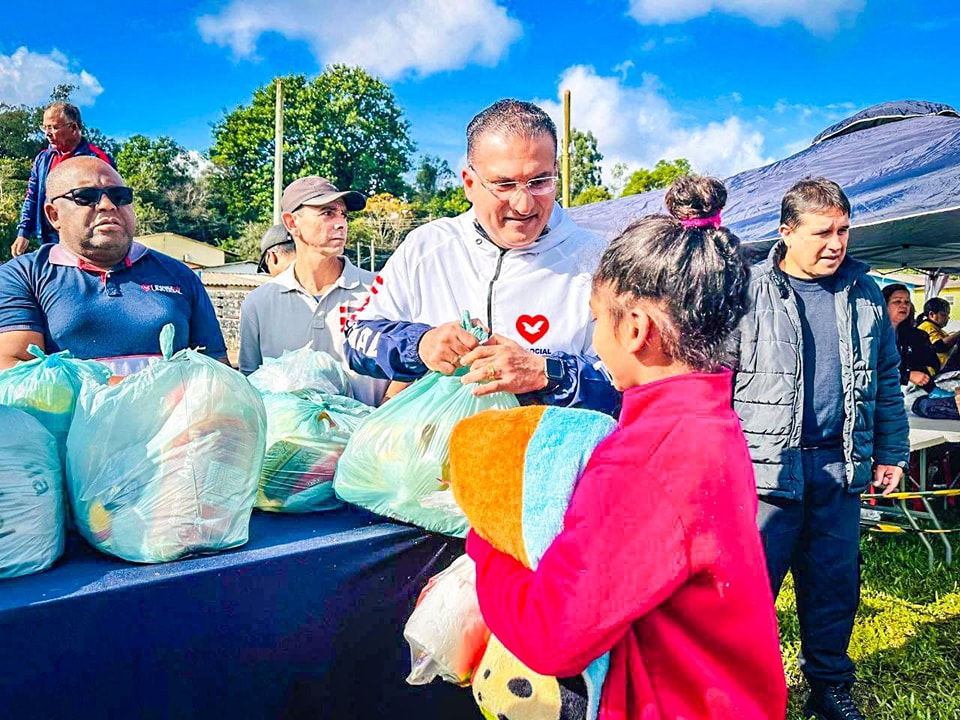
[0, 346, 110, 463]
[334, 315, 519, 537]
[258, 391, 372, 513]
[0, 406, 64, 578]
[66, 325, 266, 563]
[248, 345, 353, 397]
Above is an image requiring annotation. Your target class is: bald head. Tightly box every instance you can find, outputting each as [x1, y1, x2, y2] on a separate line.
[46, 156, 124, 202]
[44, 156, 137, 268]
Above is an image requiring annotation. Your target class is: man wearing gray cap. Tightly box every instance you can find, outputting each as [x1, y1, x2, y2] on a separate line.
[256, 224, 296, 276]
[238, 176, 388, 406]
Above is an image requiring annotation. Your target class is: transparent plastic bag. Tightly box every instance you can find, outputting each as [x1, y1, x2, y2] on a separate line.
[0, 406, 65, 579]
[258, 390, 372, 513]
[333, 370, 518, 536]
[248, 345, 352, 397]
[0, 345, 110, 463]
[334, 313, 517, 536]
[404, 554, 490, 686]
[66, 325, 266, 563]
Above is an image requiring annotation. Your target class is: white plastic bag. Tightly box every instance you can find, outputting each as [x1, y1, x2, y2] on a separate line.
[404, 554, 490, 686]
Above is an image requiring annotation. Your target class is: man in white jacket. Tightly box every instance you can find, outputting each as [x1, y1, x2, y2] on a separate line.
[345, 99, 618, 413]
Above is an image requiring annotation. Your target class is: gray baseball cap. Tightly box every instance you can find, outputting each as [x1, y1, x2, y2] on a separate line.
[257, 224, 293, 273]
[281, 176, 366, 214]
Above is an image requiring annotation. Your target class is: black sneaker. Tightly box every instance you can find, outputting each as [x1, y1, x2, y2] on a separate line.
[803, 684, 866, 720]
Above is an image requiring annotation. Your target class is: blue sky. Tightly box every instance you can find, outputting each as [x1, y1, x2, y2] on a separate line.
[1, 0, 957, 187]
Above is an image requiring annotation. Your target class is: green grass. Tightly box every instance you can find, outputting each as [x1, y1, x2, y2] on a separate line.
[779, 533, 960, 719]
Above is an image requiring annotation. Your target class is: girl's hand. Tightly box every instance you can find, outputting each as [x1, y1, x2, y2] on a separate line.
[909, 370, 931, 386]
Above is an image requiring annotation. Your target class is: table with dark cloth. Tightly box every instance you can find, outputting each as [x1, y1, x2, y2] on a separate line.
[0, 506, 480, 719]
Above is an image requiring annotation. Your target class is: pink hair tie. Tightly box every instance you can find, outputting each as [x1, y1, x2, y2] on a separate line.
[680, 213, 721, 229]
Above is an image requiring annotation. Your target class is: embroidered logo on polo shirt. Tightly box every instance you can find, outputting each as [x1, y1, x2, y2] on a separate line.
[140, 284, 182, 294]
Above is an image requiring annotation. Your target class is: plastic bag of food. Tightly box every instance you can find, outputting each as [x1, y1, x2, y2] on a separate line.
[258, 390, 372, 512]
[66, 325, 266, 563]
[404, 554, 490, 686]
[0, 346, 110, 462]
[0, 406, 65, 579]
[334, 314, 518, 536]
[248, 345, 352, 397]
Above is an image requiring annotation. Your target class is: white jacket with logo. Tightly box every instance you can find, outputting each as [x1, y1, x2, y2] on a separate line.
[344, 204, 619, 413]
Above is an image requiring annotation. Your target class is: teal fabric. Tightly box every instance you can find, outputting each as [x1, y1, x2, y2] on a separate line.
[521, 406, 617, 720]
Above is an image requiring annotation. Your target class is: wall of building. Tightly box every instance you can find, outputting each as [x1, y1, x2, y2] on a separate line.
[206, 286, 248, 367]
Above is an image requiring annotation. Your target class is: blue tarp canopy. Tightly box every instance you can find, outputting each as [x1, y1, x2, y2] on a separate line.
[569, 100, 960, 271]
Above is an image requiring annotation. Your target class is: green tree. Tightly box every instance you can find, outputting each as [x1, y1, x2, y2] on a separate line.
[621, 158, 692, 197]
[572, 185, 612, 206]
[0, 104, 43, 160]
[567, 129, 603, 199]
[115, 135, 192, 235]
[414, 155, 454, 201]
[209, 66, 416, 226]
[414, 185, 471, 220]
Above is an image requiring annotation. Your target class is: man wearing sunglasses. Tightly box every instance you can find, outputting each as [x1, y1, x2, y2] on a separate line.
[345, 99, 618, 414]
[11, 102, 114, 259]
[0, 156, 226, 370]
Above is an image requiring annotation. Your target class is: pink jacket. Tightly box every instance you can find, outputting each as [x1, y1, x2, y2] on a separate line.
[467, 371, 787, 719]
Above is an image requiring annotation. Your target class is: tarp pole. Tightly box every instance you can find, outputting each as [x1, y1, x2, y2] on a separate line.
[562, 90, 571, 208]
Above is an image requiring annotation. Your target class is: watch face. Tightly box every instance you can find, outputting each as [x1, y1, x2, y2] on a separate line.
[545, 357, 564, 381]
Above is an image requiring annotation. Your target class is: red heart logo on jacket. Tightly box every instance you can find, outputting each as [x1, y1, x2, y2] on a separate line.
[516, 314, 550, 344]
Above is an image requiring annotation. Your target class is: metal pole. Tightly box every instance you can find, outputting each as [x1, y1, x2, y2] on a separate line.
[273, 79, 284, 225]
[562, 90, 571, 208]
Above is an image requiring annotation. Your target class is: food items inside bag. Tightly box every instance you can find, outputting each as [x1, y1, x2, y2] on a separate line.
[66, 325, 266, 563]
[258, 391, 371, 513]
[404, 554, 490, 686]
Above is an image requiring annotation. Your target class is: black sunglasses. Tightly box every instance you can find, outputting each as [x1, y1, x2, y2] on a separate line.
[49, 186, 135, 207]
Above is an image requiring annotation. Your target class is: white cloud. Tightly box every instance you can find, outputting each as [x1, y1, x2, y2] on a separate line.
[0, 47, 103, 106]
[197, 0, 522, 79]
[536, 65, 771, 185]
[627, 0, 864, 34]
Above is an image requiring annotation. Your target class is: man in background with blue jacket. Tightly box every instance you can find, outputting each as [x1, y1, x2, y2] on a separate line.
[731, 178, 909, 720]
[11, 102, 114, 258]
[344, 99, 618, 414]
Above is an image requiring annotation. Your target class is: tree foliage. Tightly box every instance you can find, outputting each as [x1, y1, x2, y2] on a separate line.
[568, 129, 603, 199]
[621, 158, 692, 197]
[572, 185, 612, 206]
[209, 66, 416, 226]
[414, 155, 454, 201]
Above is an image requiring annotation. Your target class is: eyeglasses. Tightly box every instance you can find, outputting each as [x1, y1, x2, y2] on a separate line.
[468, 165, 558, 199]
[49, 186, 135, 207]
[41, 122, 76, 133]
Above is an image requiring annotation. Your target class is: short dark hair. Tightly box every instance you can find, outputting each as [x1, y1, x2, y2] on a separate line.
[780, 177, 851, 229]
[466, 99, 557, 164]
[593, 175, 750, 371]
[881, 283, 910, 303]
[923, 297, 951, 316]
[45, 101, 82, 129]
[273, 240, 296, 257]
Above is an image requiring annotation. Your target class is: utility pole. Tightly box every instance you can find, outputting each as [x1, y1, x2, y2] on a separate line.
[562, 90, 571, 208]
[272, 79, 284, 225]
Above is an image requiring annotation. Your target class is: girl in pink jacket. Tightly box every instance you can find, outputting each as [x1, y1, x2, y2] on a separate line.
[467, 175, 788, 719]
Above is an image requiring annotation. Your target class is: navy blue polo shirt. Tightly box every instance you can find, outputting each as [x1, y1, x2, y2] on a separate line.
[0, 243, 226, 362]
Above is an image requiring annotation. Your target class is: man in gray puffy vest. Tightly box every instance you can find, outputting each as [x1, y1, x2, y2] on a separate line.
[730, 178, 909, 720]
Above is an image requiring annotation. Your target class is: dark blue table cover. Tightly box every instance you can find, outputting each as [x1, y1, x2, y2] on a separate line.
[0, 506, 480, 719]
